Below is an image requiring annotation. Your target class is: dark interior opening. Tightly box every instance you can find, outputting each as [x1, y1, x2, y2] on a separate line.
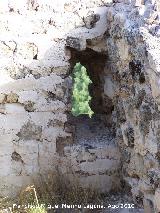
[68, 47, 107, 114]
[66, 47, 116, 146]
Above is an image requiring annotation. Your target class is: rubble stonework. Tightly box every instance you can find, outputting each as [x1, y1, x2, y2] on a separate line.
[0, 0, 160, 211]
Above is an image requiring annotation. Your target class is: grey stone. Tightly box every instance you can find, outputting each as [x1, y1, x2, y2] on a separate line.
[16, 122, 42, 141]
[24, 101, 35, 112]
[66, 36, 86, 51]
[124, 127, 134, 148]
[83, 13, 100, 29]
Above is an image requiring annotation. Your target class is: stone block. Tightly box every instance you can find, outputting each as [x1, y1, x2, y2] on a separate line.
[30, 112, 55, 127]
[66, 36, 86, 51]
[144, 125, 158, 155]
[35, 100, 67, 113]
[104, 76, 116, 99]
[79, 174, 120, 193]
[18, 90, 39, 103]
[155, 188, 160, 212]
[0, 74, 63, 94]
[0, 94, 6, 104]
[134, 127, 147, 156]
[83, 13, 100, 29]
[6, 93, 18, 103]
[117, 39, 129, 61]
[113, 13, 126, 27]
[14, 140, 39, 155]
[56, 134, 73, 156]
[42, 126, 65, 142]
[17, 42, 38, 60]
[80, 159, 119, 174]
[0, 41, 15, 58]
[144, 153, 159, 170]
[17, 121, 42, 141]
[106, 8, 115, 22]
[3, 103, 26, 114]
[0, 113, 29, 133]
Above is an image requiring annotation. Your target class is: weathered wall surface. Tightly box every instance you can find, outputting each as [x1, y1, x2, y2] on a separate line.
[0, 0, 160, 212]
[61, 1, 160, 212]
[65, 0, 160, 211]
[0, 0, 119, 197]
[101, 2, 160, 212]
[0, 0, 73, 196]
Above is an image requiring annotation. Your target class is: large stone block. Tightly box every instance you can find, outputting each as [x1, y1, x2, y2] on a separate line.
[6, 93, 19, 103]
[0, 74, 63, 93]
[0, 94, 6, 104]
[79, 174, 120, 193]
[0, 41, 16, 58]
[17, 42, 38, 60]
[2, 103, 25, 114]
[0, 113, 29, 134]
[16, 121, 42, 141]
[66, 36, 86, 51]
[83, 12, 100, 29]
[79, 159, 119, 174]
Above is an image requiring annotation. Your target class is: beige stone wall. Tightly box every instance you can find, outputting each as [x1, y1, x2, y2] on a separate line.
[0, 0, 160, 212]
[0, 0, 116, 197]
[0, 0, 72, 197]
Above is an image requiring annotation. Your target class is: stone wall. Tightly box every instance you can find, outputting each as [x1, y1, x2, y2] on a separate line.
[0, 0, 118, 197]
[0, 0, 160, 212]
[0, 0, 73, 197]
[103, 1, 160, 212]
[65, 0, 160, 211]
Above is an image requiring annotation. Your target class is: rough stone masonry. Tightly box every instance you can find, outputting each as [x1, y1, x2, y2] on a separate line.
[0, 0, 160, 212]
